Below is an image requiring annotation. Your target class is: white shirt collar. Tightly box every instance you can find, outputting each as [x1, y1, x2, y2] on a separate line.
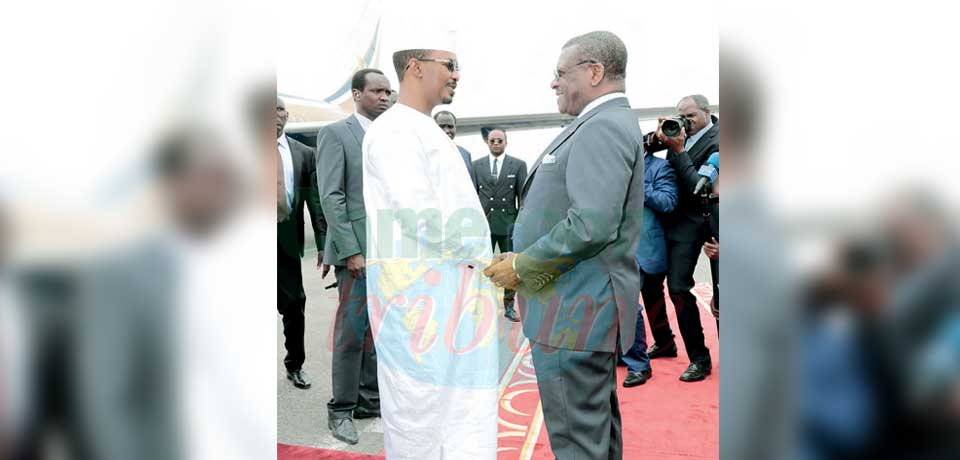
[577, 92, 627, 119]
[685, 119, 714, 150]
[354, 112, 373, 132]
[277, 133, 290, 150]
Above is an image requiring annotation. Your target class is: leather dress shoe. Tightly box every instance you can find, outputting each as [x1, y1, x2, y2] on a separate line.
[623, 369, 652, 388]
[647, 342, 678, 359]
[286, 369, 312, 389]
[679, 361, 712, 382]
[504, 307, 520, 322]
[353, 407, 381, 419]
[328, 417, 359, 444]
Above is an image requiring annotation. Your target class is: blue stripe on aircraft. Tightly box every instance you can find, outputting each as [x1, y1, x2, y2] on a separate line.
[323, 17, 381, 104]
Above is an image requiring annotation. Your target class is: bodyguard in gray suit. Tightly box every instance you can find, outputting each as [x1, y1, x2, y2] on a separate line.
[484, 31, 643, 459]
[474, 128, 527, 322]
[315, 68, 391, 444]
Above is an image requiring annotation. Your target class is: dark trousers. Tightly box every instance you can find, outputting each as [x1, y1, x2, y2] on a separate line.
[644, 238, 711, 363]
[710, 257, 719, 334]
[277, 246, 306, 372]
[491, 233, 516, 309]
[327, 266, 379, 418]
[531, 342, 622, 460]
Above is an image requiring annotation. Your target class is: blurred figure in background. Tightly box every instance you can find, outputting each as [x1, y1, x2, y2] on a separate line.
[719, 50, 795, 460]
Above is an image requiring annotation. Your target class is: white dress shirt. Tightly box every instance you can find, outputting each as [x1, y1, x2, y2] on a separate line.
[354, 112, 373, 132]
[489, 154, 503, 180]
[276, 134, 295, 212]
[685, 119, 714, 151]
[578, 91, 627, 119]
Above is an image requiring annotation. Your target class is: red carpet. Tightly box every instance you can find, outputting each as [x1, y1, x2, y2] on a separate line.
[280, 282, 718, 460]
[278, 443, 384, 459]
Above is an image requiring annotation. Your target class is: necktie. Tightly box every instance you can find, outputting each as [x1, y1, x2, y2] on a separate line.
[277, 142, 288, 222]
[492, 157, 499, 178]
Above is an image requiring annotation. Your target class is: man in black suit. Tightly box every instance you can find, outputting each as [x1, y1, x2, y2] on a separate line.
[434, 110, 478, 189]
[474, 128, 526, 322]
[277, 96, 327, 389]
[644, 94, 719, 382]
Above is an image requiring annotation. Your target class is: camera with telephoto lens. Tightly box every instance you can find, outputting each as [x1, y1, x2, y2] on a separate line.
[661, 116, 692, 137]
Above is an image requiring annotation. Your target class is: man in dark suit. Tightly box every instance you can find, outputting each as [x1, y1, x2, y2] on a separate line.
[484, 31, 644, 459]
[315, 68, 391, 444]
[621, 149, 678, 388]
[277, 96, 327, 390]
[644, 94, 719, 382]
[434, 110, 478, 189]
[474, 128, 526, 322]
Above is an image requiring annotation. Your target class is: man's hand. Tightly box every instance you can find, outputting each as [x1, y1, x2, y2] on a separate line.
[703, 237, 719, 260]
[317, 252, 330, 279]
[483, 252, 521, 291]
[656, 116, 686, 153]
[346, 253, 366, 279]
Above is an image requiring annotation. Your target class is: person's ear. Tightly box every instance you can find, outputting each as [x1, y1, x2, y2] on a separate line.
[590, 62, 606, 87]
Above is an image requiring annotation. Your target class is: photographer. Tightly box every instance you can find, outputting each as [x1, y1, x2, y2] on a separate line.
[642, 94, 719, 382]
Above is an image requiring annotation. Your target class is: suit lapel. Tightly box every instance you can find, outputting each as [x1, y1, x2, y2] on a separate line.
[521, 97, 631, 196]
[345, 116, 365, 150]
[478, 156, 493, 191]
[494, 156, 512, 195]
[687, 122, 718, 166]
[287, 137, 303, 208]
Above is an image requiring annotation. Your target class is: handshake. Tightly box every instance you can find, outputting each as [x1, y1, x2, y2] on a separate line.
[482, 252, 522, 291]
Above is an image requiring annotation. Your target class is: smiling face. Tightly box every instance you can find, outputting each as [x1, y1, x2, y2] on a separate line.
[353, 72, 392, 120]
[421, 50, 460, 105]
[550, 45, 596, 116]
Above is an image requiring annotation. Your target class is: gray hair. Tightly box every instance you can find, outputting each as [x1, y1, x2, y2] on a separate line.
[562, 31, 627, 81]
[679, 94, 711, 112]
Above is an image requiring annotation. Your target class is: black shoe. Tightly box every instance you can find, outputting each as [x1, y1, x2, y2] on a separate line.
[353, 407, 381, 419]
[286, 369, 312, 389]
[328, 417, 359, 444]
[647, 342, 678, 359]
[679, 361, 712, 382]
[623, 369, 652, 388]
[504, 307, 520, 322]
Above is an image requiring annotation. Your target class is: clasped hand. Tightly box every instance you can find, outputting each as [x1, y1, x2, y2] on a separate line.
[483, 252, 522, 291]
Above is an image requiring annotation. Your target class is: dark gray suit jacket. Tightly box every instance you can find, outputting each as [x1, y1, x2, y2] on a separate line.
[513, 97, 644, 353]
[474, 154, 527, 236]
[316, 115, 367, 265]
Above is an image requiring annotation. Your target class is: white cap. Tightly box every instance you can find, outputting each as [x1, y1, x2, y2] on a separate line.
[391, 23, 459, 54]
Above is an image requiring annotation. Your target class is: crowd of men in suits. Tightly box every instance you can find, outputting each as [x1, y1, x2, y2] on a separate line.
[275, 30, 720, 449]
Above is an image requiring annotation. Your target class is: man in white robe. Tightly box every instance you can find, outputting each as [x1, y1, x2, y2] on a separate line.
[362, 39, 500, 459]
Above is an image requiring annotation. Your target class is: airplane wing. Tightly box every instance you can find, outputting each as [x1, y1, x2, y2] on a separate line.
[285, 104, 719, 146]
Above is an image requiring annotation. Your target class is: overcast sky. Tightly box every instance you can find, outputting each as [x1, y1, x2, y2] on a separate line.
[277, 0, 718, 172]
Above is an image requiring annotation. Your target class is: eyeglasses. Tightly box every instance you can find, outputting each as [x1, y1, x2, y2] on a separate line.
[553, 60, 598, 80]
[415, 57, 460, 73]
